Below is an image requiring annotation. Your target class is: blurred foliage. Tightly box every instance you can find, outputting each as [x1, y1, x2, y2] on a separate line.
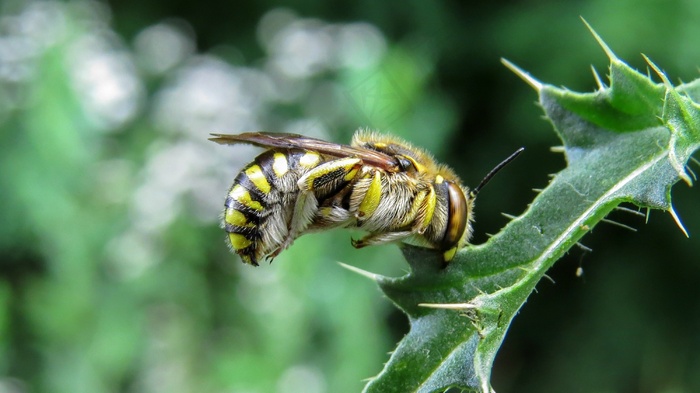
[0, 1, 698, 393]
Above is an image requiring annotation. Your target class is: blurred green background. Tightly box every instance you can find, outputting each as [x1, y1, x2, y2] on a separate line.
[1, 0, 699, 392]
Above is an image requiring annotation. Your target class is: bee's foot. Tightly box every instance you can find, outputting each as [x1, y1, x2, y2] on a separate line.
[351, 238, 366, 249]
[267, 247, 283, 260]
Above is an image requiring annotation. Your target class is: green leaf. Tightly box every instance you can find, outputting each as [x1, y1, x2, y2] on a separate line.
[362, 31, 700, 393]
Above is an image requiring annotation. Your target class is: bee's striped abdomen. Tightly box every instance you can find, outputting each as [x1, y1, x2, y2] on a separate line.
[223, 191, 261, 265]
[223, 150, 309, 265]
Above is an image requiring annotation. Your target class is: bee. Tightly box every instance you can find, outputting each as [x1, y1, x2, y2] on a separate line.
[210, 130, 522, 266]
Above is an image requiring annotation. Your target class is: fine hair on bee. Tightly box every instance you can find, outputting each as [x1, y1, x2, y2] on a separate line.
[210, 130, 523, 266]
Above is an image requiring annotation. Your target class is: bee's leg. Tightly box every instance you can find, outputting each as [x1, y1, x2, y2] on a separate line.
[297, 157, 363, 198]
[289, 190, 319, 236]
[411, 185, 437, 234]
[265, 190, 320, 259]
[315, 206, 353, 228]
[281, 157, 363, 252]
[351, 231, 413, 249]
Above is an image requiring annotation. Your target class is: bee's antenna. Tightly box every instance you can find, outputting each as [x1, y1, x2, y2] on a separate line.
[470, 147, 525, 198]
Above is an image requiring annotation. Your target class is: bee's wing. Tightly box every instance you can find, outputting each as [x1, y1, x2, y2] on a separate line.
[210, 132, 400, 172]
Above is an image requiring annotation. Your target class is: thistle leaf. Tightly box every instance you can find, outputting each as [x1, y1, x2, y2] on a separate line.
[363, 31, 700, 393]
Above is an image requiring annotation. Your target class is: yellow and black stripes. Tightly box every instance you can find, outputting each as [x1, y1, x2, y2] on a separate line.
[224, 150, 285, 265]
[224, 188, 263, 265]
[224, 149, 330, 265]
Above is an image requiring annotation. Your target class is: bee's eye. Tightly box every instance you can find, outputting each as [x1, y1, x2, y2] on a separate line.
[396, 156, 414, 172]
[442, 181, 468, 253]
